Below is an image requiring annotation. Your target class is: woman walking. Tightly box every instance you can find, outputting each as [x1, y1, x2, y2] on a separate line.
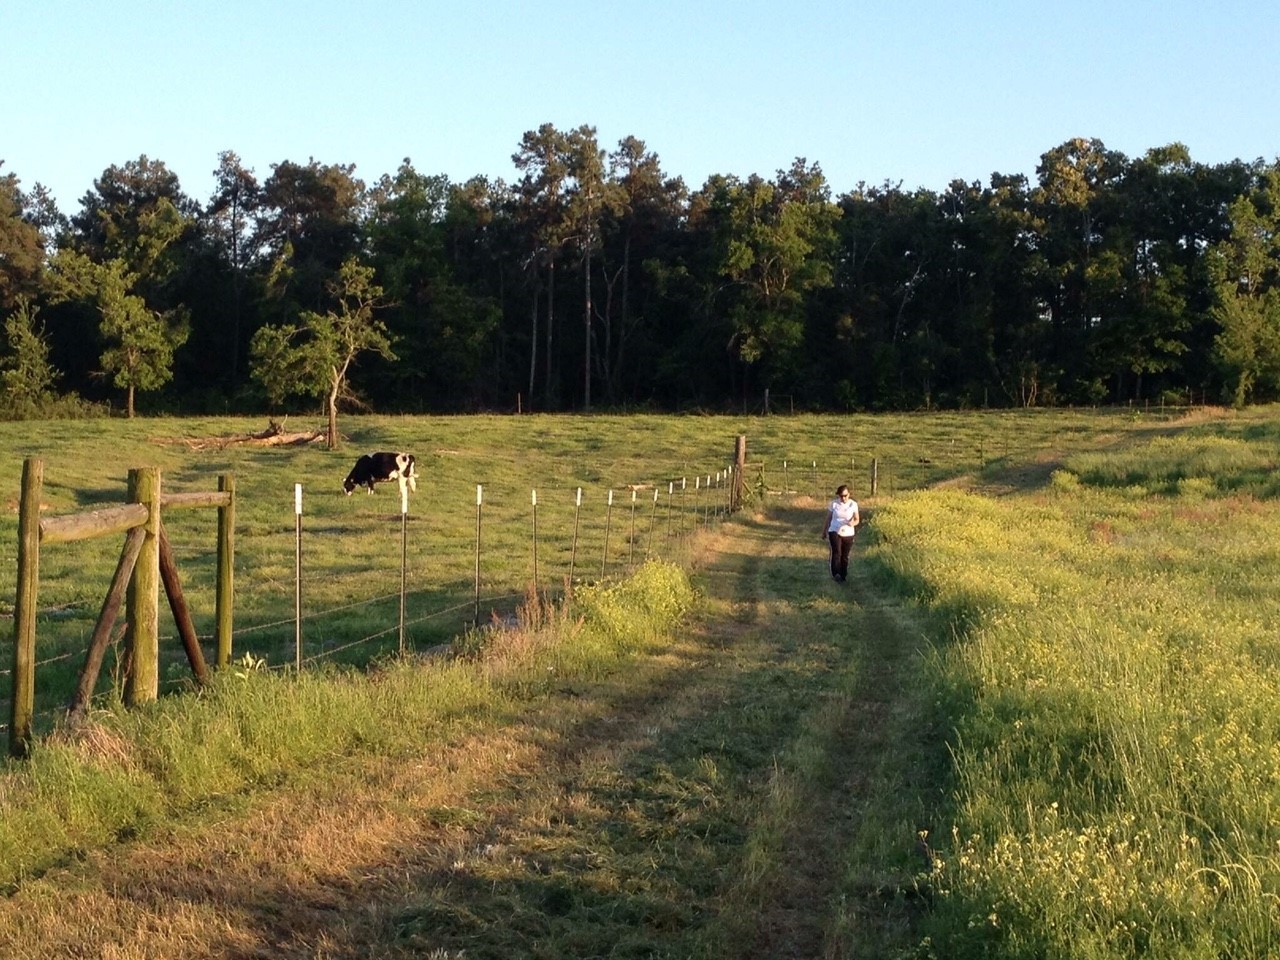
[822, 484, 860, 582]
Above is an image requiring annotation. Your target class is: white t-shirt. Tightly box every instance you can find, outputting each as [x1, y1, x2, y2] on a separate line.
[827, 497, 859, 534]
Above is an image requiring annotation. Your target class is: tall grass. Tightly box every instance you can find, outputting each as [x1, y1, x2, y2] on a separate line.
[0, 558, 694, 893]
[863, 407, 1280, 957]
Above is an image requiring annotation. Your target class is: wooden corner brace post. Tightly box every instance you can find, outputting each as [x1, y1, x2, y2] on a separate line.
[67, 526, 146, 720]
[125, 467, 161, 707]
[158, 520, 210, 685]
[9, 458, 43, 758]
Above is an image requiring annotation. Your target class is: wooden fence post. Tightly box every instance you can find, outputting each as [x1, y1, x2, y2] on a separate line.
[732, 435, 746, 511]
[125, 467, 160, 707]
[215, 473, 235, 669]
[10, 458, 42, 758]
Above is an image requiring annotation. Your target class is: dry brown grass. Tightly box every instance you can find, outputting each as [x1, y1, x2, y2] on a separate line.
[48, 719, 140, 773]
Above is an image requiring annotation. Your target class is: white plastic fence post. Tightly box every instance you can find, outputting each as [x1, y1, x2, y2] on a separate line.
[294, 483, 303, 672]
[569, 486, 582, 591]
[648, 487, 659, 556]
[531, 488, 539, 589]
[399, 484, 408, 656]
[474, 484, 482, 624]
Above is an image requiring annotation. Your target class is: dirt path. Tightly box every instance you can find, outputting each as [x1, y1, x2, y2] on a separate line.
[0, 500, 945, 959]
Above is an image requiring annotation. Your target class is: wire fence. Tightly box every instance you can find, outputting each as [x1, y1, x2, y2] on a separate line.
[252, 470, 739, 672]
[4, 441, 924, 736]
[6, 405, 1209, 741]
[1, 457, 752, 733]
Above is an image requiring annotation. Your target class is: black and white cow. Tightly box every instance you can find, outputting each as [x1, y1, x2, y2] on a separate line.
[343, 452, 418, 496]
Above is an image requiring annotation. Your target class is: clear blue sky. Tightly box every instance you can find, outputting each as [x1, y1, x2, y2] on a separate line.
[5, 0, 1278, 213]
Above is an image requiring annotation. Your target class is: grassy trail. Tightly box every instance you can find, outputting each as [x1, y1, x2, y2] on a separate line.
[695, 500, 946, 959]
[0, 500, 945, 959]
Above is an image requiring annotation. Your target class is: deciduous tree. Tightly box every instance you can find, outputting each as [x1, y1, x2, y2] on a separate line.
[1032, 137, 1129, 401]
[0, 165, 48, 311]
[45, 250, 188, 416]
[255, 159, 366, 324]
[1, 297, 61, 414]
[694, 160, 840, 403]
[366, 161, 500, 410]
[249, 258, 394, 448]
[1209, 164, 1280, 405]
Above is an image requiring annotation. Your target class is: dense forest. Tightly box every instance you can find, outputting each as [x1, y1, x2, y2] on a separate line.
[2, 125, 1278, 420]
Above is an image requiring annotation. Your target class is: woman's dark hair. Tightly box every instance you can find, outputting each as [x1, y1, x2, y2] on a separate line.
[836, 484, 850, 497]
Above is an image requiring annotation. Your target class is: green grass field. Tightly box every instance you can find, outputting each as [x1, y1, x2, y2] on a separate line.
[2, 404, 1277, 957]
[1, 408, 1120, 722]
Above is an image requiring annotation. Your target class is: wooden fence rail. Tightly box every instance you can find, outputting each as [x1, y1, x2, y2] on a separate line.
[9, 459, 235, 758]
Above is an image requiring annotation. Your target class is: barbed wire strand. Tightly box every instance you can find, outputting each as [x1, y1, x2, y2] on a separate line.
[297, 591, 527, 666]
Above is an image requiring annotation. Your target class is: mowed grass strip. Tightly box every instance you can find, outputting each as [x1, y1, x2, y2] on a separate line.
[686, 502, 949, 960]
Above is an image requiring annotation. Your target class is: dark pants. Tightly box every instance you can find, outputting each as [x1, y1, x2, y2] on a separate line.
[828, 531, 853, 580]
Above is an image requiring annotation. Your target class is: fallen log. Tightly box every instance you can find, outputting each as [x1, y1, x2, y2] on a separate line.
[168, 419, 326, 450]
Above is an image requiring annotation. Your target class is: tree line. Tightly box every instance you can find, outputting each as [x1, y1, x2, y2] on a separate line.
[2, 126, 1279, 427]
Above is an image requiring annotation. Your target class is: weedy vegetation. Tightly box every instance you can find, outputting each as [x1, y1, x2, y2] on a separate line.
[865, 406, 1280, 958]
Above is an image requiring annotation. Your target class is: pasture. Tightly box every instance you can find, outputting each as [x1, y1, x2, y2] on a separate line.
[1, 404, 1277, 957]
[1, 408, 1091, 728]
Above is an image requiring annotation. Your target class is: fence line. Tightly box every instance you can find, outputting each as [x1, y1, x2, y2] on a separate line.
[280, 472, 714, 671]
[6, 455, 775, 669]
[11, 436, 921, 750]
[298, 591, 527, 667]
[119, 473, 732, 682]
